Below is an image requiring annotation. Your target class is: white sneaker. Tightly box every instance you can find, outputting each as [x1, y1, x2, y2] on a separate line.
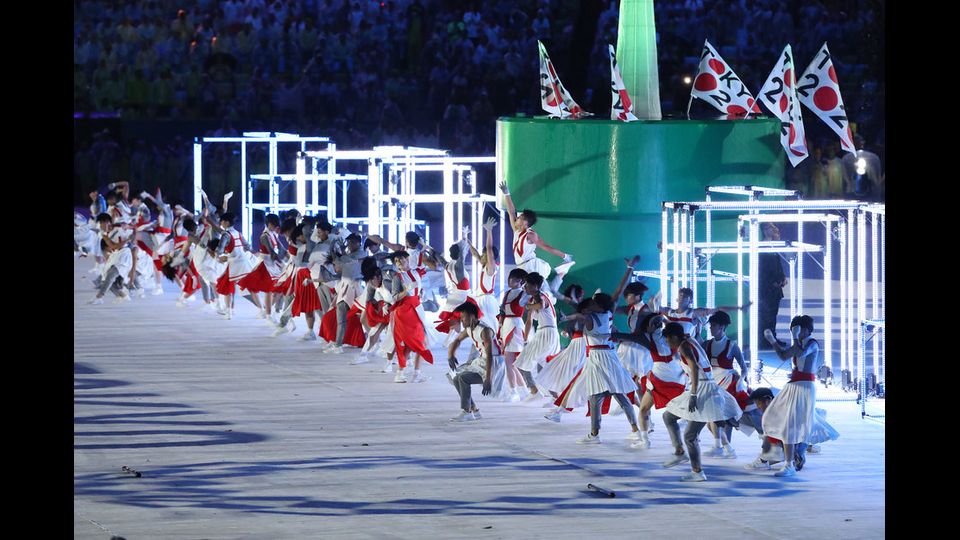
[472, 411, 483, 420]
[544, 410, 562, 423]
[450, 411, 476, 422]
[176, 299, 187, 308]
[382, 360, 398, 374]
[630, 436, 651, 450]
[299, 331, 317, 342]
[268, 314, 280, 326]
[522, 392, 541, 402]
[663, 453, 690, 468]
[807, 444, 821, 454]
[152, 288, 164, 295]
[394, 371, 407, 383]
[88, 297, 104, 305]
[721, 445, 737, 459]
[412, 371, 427, 383]
[216, 308, 227, 316]
[205, 302, 218, 312]
[554, 260, 576, 278]
[350, 354, 371, 365]
[186, 294, 197, 303]
[704, 446, 725, 458]
[328, 345, 345, 354]
[256, 310, 266, 319]
[223, 310, 233, 320]
[508, 390, 522, 403]
[744, 456, 772, 470]
[135, 288, 146, 298]
[680, 470, 708, 482]
[577, 433, 601, 445]
[626, 431, 641, 441]
[774, 464, 797, 477]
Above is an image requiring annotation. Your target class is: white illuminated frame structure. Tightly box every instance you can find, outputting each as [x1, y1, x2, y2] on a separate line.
[295, 148, 505, 292]
[649, 192, 884, 393]
[193, 132, 332, 238]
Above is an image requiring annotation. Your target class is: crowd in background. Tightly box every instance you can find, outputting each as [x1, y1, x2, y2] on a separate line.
[74, 0, 884, 202]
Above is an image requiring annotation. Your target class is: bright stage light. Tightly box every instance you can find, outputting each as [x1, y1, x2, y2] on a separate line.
[856, 157, 867, 175]
[683, 75, 692, 85]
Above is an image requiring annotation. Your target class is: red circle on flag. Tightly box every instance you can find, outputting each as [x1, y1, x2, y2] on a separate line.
[788, 123, 797, 145]
[694, 73, 717, 92]
[784, 68, 793, 88]
[828, 65, 837, 84]
[791, 147, 806, 157]
[708, 59, 725, 74]
[779, 94, 788, 113]
[727, 104, 747, 115]
[813, 87, 838, 111]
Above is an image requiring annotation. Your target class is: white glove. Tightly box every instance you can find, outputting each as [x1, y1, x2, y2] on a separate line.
[461, 226, 471, 237]
[483, 217, 497, 231]
[763, 329, 778, 345]
[302, 278, 312, 286]
[563, 253, 573, 263]
[791, 326, 802, 339]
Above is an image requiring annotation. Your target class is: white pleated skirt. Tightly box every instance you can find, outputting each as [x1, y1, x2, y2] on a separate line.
[535, 336, 586, 394]
[616, 342, 651, 378]
[514, 327, 560, 371]
[762, 381, 816, 444]
[664, 380, 744, 423]
[807, 407, 840, 445]
[573, 349, 637, 397]
[474, 293, 501, 331]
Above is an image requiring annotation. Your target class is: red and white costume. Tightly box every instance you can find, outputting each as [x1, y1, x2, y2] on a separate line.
[435, 260, 472, 334]
[236, 229, 283, 293]
[664, 338, 743, 423]
[497, 288, 528, 354]
[666, 307, 703, 338]
[762, 338, 819, 445]
[513, 227, 551, 278]
[459, 321, 503, 382]
[472, 263, 501, 330]
[391, 267, 435, 367]
[644, 329, 688, 409]
[616, 303, 653, 380]
[703, 336, 752, 410]
[215, 228, 257, 295]
[514, 293, 560, 372]
[564, 312, 637, 411]
[538, 323, 587, 398]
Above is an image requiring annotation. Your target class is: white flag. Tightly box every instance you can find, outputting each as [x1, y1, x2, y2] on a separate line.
[690, 39, 760, 117]
[538, 41, 590, 119]
[608, 45, 637, 121]
[759, 45, 809, 166]
[796, 42, 857, 154]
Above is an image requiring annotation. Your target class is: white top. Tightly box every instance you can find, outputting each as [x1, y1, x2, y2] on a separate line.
[512, 228, 537, 264]
[627, 302, 651, 332]
[532, 293, 558, 328]
[667, 307, 702, 337]
[584, 312, 614, 348]
[678, 338, 715, 385]
[475, 264, 498, 296]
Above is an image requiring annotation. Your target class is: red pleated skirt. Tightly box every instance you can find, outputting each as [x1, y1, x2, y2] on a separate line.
[237, 262, 275, 293]
[392, 295, 434, 366]
[291, 268, 321, 316]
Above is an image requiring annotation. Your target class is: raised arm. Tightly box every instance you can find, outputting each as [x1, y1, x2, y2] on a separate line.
[528, 230, 567, 259]
[497, 181, 521, 231]
[611, 255, 641, 305]
[483, 217, 497, 275]
[366, 234, 404, 252]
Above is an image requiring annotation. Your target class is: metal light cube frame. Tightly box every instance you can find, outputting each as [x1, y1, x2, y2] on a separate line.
[193, 132, 332, 241]
[654, 195, 884, 393]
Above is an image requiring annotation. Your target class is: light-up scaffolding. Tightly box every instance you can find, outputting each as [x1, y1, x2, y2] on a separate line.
[649, 192, 884, 395]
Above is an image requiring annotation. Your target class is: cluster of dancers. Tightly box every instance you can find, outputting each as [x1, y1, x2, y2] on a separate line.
[75, 180, 839, 481]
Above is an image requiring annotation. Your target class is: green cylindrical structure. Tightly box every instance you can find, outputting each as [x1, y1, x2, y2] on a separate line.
[497, 116, 784, 313]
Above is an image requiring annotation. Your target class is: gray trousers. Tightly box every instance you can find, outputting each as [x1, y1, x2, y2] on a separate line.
[663, 411, 707, 471]
[335, 301, 349, 345]
[589, 392, 638, 434]
[318, 285, 335, 313]
[93, 267, 125, 297]
[454, 371, 484, 412]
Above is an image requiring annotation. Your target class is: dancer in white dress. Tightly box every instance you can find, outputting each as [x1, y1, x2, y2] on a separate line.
[498, 268, 529, 402]
[654, 287, 749, 340]
[562, 294, 641, 444]
[464, 217, 501, 331]
[761, 315, 821, 477]
[514, 272, 561, 401]
[701, 311, 751, 459]
[498, 181, 575, 297]
[660, 323, 743, 482]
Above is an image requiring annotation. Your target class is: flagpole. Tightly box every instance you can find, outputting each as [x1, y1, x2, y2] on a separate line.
[686, 95, 694, 119]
